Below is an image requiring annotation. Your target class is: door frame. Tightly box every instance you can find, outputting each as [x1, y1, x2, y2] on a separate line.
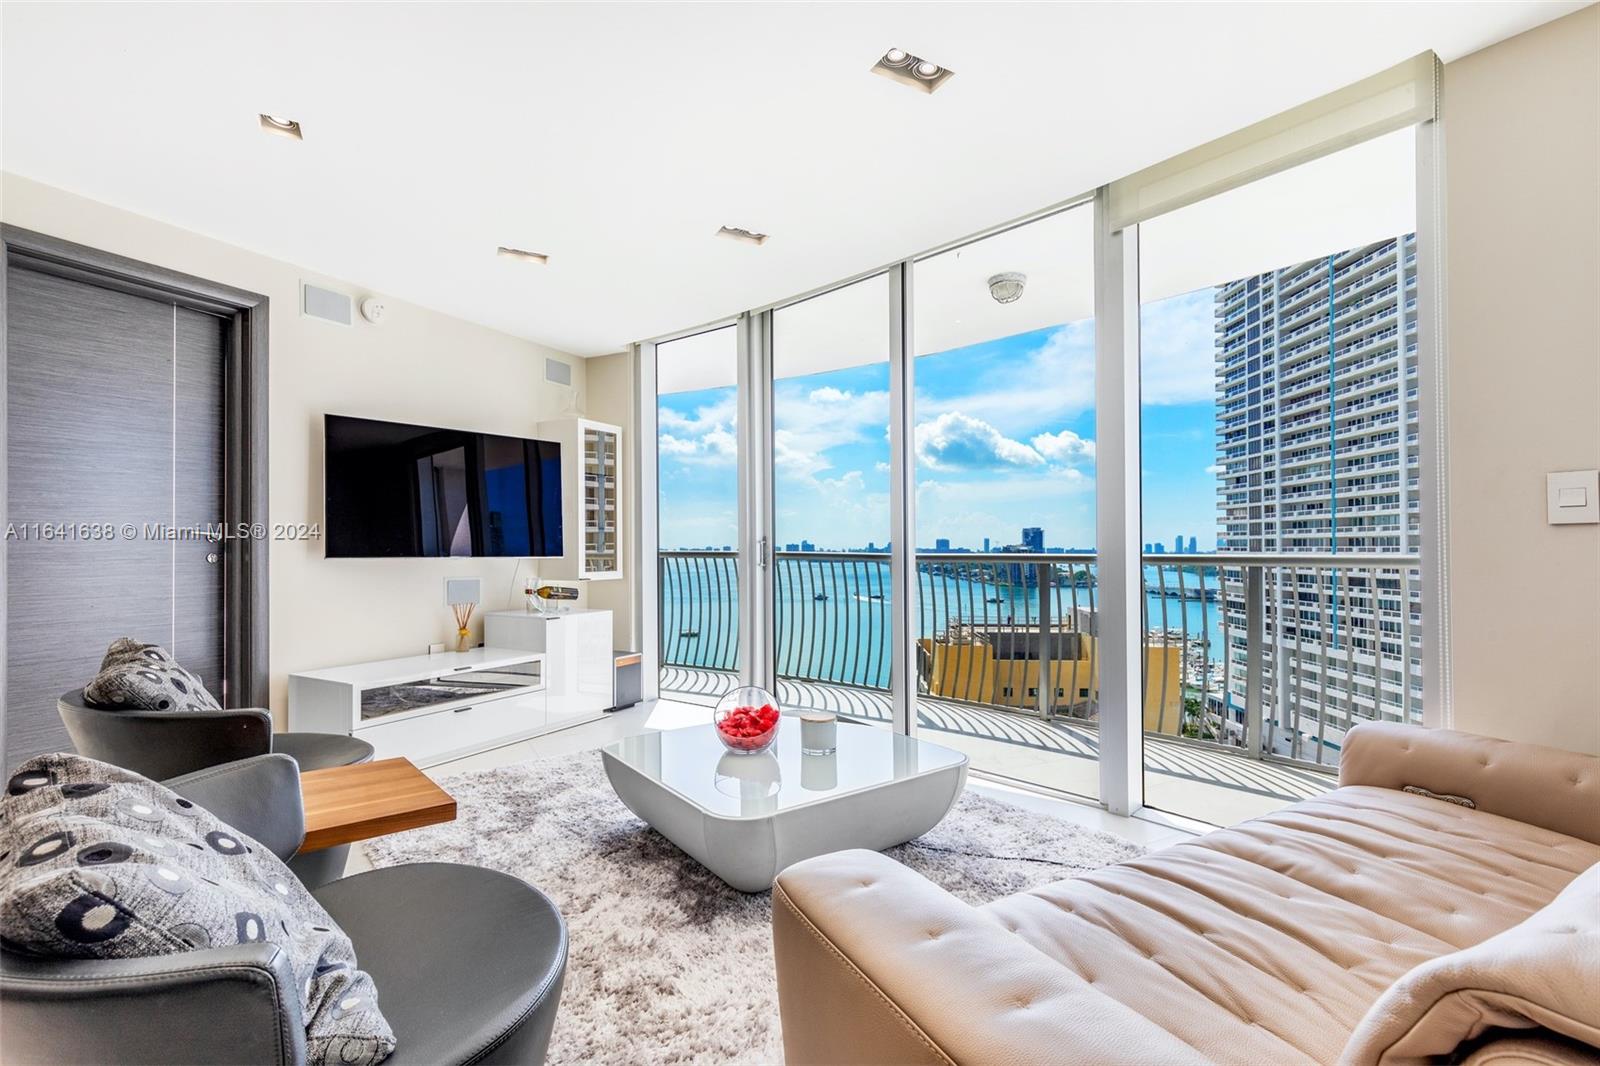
[0, 225, 270, 723]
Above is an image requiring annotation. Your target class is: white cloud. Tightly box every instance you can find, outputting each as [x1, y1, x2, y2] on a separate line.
[657, 393, 738, 466]
[915, 412, 1044, 471]
[917, 322, 1095, 433]
[1204, 463, 1222, 475]
[1030, 429, 1096, 466]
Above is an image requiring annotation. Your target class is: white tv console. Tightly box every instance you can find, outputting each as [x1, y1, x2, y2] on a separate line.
[287, 645, 606, 767]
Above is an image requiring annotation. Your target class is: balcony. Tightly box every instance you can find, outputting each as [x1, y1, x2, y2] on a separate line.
[658, 549, 1423, 824]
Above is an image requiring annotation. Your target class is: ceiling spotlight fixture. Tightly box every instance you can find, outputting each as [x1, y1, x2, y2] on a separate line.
[258, 114, 303, 140]
[497, 246, 550, 265]
[872, 48, 954, 94]
[987, 272, 1026, 305]
[717, 226, 769, 246]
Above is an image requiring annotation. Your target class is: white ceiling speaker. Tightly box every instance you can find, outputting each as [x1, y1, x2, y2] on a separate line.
[359, 296, 387, 324]
[987, 272, 1026, 304]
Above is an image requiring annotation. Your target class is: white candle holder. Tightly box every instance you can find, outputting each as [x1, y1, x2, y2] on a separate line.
[799, 711, 837, 756]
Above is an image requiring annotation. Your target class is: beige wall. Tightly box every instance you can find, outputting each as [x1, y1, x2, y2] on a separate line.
[1441, 5, 1600, 754]
[582, 351, 640, 652]
[1, 174, 592, 726]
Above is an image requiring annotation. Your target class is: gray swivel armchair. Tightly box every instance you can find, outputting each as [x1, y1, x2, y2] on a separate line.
[57, 689, 375, 886]
[58, 688, 375, 780]
[0, 754, 568, 1066]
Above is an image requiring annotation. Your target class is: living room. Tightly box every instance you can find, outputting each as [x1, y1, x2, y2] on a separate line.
[1, 3, 1597, 1064]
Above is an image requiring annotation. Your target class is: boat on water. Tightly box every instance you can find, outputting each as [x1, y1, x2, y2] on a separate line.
[679, 629, 699, 638]
[813, 593, 828, 601]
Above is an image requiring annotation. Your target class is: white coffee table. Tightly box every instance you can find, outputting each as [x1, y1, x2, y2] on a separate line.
[601, 721, 968, 892]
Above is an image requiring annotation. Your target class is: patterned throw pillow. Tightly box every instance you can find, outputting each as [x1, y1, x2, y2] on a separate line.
[82, 637, 221, 712]
[0, 753, 395, 1065]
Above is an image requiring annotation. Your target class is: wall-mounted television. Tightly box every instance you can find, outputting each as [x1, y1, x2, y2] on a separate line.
[324, 414, 563, 558]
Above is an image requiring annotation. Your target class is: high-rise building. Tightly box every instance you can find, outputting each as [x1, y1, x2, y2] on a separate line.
[1021, 527, 1044, 552]
[935, 537, 951, 551]
[983, 536, 990, 552]
[1186, 536, 1198, 554]
[1215, 234, 1422, 754]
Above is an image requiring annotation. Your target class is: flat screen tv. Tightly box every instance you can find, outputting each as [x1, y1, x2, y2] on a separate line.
[324, 414, 563, 558]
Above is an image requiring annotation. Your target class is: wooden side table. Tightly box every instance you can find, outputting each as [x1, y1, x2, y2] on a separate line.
[298, 757, 456, 853]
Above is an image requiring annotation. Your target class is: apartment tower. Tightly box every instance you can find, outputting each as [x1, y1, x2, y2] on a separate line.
[1214, 234, 1424, 759]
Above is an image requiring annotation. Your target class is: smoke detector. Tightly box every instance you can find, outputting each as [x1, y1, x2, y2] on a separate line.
[987, 272, 1026, 304]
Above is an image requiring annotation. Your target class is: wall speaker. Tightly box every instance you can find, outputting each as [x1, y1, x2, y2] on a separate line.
[545, 358, 572, 387]
[302, 283, 353, 326]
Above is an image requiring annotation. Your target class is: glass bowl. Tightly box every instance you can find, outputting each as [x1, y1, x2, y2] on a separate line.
[713, 685, 781, 755]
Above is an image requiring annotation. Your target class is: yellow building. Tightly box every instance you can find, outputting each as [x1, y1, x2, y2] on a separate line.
[918, 623, 1187, 735]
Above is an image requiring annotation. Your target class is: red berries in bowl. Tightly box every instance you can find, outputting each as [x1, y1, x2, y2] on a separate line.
[713, 687, 781, 754]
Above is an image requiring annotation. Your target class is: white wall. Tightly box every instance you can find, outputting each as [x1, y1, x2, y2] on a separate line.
[1441, 5, 1600, 754]
[1, 174, 590, 726]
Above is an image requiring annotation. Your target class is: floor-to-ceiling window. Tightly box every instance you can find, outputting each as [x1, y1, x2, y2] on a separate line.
[909, 203, 1100, 798]
[1138, 127, 1422, 823]
[655, 324, 741, 702]
[640, 58, 1438, 823]
[768, 276, 894, 721]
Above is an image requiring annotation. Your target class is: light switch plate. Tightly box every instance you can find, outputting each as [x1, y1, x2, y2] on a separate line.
[1546, 470, 1599, 525]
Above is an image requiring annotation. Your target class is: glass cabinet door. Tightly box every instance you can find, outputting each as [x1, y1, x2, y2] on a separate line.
[583, 424, 620, 576]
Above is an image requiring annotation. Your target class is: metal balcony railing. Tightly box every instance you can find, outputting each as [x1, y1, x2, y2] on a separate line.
[658, 549, 1422, 772]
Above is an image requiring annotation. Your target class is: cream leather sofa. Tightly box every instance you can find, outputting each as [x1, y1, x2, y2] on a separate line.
[773, 724, 1600, 1065]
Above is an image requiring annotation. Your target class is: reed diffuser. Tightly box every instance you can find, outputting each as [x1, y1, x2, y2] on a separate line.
[452, 601, 476, 652]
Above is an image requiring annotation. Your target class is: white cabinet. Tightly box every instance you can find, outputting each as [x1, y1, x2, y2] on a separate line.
[287, 646, 605, 768]
[538, 418, 622, 581]
[485, 609, 614, 720]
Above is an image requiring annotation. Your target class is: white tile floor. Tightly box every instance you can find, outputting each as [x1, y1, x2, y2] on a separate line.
[344, 697, 1200, 875]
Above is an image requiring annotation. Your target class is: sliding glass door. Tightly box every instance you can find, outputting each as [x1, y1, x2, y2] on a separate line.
[909, 204, 1100, 798]
[768, 276, 894, 723]
[1137, 128, 1423, 823]
[654, 324, 742, 703]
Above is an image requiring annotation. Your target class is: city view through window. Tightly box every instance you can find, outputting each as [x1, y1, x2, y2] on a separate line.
[658, 149, 1421, 812]
[657, 237, 1422, 733]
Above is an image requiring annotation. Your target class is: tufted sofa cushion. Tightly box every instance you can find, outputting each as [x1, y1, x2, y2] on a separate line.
[773, 725, 1600, 1066]
[980, 788, 1600, 1064]
[1339, 861, 1600, 1064]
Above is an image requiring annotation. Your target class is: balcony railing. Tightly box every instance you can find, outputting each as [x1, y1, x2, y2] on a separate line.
[658, 549, 1422, 772]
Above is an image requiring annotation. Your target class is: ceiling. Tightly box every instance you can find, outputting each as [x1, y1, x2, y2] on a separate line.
[0, 2, 1584, 358]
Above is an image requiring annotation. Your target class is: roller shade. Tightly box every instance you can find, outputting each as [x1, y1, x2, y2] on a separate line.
[1107, 51, 1439, 231]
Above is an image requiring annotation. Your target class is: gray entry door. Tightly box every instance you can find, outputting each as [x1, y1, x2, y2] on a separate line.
[5, 265, 226, 768]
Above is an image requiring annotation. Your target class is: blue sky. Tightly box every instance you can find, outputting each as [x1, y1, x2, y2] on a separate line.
[658, 288, 1222, 552]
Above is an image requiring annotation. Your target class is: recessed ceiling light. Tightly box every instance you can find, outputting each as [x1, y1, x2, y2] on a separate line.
[258, 114, 303, 140]
[717, 226, 769, 246]
[497, 246, 550, 265]
[872, 48, 954, 94]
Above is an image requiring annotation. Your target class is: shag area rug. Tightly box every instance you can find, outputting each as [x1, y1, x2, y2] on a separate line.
[361, 750, 1145, 1065]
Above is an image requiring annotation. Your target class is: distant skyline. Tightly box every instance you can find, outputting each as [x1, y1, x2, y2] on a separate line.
[657, 288, 1221, 552]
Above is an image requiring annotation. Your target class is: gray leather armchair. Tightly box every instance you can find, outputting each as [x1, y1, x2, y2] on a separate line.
[58, 688, 376, 781]
[0, 754, 568, 1065]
